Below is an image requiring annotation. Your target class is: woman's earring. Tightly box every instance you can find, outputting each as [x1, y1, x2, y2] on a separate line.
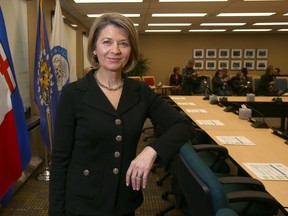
[93, 53, 99, 68]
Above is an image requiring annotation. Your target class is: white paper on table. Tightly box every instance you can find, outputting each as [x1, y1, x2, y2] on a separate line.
[177, 102, 195, 106]
[186, 109, 207, 113]
[170, 96, 186, 100]
[216, 136, 255, 145]
[196, 120, 224, 126]
[244, 163, 288, 180]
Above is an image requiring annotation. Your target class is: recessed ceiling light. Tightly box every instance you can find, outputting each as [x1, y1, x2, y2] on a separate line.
[217, 12, 275, 17]
[233, 29, 272, 32]
[87, 14, 140, 17]
[188, 29, 226, 32]
[278, 29, 288, 31]
[253, 22, 288, 25]
[201, 23, 246, 26]
[145, 30, 181, 32]
[159, 0, 227, 2]
[74, 0, 142, 3]
[152, 13, 206, 17]
[283, 13, 288, 16]
[148, 23, 192, 26]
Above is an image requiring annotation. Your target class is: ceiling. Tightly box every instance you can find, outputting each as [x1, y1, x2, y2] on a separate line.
[60, 0, 288, 34]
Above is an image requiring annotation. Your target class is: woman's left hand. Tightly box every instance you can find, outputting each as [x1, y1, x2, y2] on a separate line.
[126, 146, 157, 191]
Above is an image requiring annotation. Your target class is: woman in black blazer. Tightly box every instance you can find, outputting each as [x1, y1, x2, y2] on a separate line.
[49, 13, 195, 216]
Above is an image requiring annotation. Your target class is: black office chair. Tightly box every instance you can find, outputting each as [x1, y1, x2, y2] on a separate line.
[156, 139, 231, 216]
[175, 142, 279, 216]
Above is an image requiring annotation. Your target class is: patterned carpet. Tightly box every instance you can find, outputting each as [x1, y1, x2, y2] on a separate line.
[0, 120, 183, 216]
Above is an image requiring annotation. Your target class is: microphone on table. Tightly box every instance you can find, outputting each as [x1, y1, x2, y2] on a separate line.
[203, 77, 213, 100]
[218, 100, 239, 113]
[272, 88, 288, 103]
[244, 103, 269, 128]
[203, 79, 213, 100]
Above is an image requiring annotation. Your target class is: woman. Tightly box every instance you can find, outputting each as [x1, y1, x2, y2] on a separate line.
[182, 59, 195, 95]
[256, 65, 278, 96]
[49, 13, 195, 216]
[169, 66, 183, 95]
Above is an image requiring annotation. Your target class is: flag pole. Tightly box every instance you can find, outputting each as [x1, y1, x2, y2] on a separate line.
[37, 112, 53, 181]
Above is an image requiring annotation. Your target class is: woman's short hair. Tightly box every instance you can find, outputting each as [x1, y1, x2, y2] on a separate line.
[87, 13, 140, 73]
[173, 66, 180, 73]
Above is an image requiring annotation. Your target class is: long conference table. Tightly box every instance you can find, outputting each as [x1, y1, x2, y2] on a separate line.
[169, 95, 288, 214]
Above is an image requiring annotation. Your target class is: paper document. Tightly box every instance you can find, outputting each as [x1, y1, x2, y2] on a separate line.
[197, 120, 224, 126]
[177, 102, 195, 106]
[216, 136, 255, 145]
[186, 109, 207, 113]
[244, 163, 288, 180]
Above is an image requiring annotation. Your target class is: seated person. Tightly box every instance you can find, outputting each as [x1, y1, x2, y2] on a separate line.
[230, 70, 252, 96]
[273, 67, 281, 76]
[169, 66, 183, 95]
[212, 70, 231, 96]
[230, 72, 243, 96]
[256, 65, 279, 96]
[221, 67, 231, 84]
[190, 71, 208, 95]
[240, 67, 253, 94]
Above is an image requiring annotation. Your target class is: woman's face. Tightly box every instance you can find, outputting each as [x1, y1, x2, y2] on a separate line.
[94, 24, 131, 73]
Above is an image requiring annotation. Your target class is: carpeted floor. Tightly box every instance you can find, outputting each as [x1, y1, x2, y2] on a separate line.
[0, 120, 183, 216]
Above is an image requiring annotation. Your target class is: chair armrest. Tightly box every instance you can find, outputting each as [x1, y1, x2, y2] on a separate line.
[227, 190, 279, 213]
[194, 144, 228, 157]
[218, 176, 265, 190]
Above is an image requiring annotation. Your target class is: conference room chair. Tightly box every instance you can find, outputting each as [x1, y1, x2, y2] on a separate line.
[252, 76, 261, 92]
[142, 75, 156, 87]
[175, 141, 279, 216]
[274, 77, 288, 91]
[157, 139, 231, 216]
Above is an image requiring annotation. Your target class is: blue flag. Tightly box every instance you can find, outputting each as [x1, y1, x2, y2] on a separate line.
[0, 6, 31, 205]
[33, 0, 59, 151]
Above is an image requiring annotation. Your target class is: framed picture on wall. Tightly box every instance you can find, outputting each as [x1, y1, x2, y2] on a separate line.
[244, 60, 255, 70]
[218, 60, 229, 70]
[206, 49, 217, 58]
[205, 60, 216, 70]
[218, 49, 230, 58]
[256, 60, 267, 70]
[193, 49, 204, 58]
[194, 60, 204, 70]
[231, 49, 242, 58]
[257, 49, 268, 58]
[231, 60, 242, 70]
[244, 49, 255, 58]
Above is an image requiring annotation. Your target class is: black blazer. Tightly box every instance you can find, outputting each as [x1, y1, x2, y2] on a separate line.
[49, 71, 195, 216]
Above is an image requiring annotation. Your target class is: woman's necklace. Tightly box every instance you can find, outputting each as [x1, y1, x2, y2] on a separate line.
[94, 71, 124, 91]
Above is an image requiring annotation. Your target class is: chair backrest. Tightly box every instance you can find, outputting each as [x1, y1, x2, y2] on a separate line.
[142, 75, 156, 87]
[175, 141, 229, 216]
[128, 76, 142, 81]
[274, 77, 288, 91]
[252, 76, 261, 92]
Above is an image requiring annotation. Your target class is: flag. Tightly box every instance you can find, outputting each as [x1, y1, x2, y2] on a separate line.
[34, 0, 59, 151]
[0, 7, 31, 201]
[51, 0, 76, 93]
